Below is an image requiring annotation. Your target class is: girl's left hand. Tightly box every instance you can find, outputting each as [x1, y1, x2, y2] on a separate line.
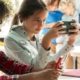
[67, 25, 79, 45]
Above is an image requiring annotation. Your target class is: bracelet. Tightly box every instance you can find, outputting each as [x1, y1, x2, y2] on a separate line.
[44, 47, 51, 51]
[13, 75, 19, 80]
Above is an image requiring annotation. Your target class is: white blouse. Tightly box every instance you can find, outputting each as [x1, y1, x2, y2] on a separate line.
[4, 26, 73, 69]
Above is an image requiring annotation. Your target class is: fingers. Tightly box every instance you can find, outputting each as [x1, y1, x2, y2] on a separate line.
[58, 20, 79, 35]
[43, 69, 61, 80]
[52, 22, 64, 28]
[51, 20, 79, 36]
[58, 26, 79, 35]
[51, 69, 61, 80]
[45, 61, 56, 69]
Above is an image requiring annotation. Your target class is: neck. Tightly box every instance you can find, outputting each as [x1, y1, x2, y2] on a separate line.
[24, 29, 34, 40]
[27, 31, 34, 40]
[22, 24, 35, 40]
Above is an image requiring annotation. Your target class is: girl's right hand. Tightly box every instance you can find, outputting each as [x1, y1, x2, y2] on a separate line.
[43, 22, 64, 40]
[42, 22, 64, 50]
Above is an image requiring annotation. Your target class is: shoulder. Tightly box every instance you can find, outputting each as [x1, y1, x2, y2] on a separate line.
[10, 25, 23, 32]
[9, 25, 25, 39]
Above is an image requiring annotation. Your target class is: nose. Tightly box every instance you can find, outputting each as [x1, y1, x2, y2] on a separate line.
[38, 21, 44, 28]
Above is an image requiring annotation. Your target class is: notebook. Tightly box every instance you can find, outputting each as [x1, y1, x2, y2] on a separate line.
[62, 69, 80, 78]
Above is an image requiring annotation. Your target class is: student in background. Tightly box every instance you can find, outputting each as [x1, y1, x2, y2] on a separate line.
[39, 0, 64, 53]
[0, 0, 61, 80]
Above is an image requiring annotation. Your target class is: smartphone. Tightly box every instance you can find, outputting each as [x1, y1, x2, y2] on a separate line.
[63, 20, 76, 34]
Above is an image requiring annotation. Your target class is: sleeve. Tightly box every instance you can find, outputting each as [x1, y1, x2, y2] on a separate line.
[0, 51, 32, 75]
[48, 42, 73, 62]
[5, 35, 50, 69]
[33, 38, 50, 69]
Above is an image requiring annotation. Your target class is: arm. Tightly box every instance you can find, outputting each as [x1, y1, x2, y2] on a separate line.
[0, 75, 19, 80]
[4, 36, 34, 65]
[4, 34, 50, 70]
[0, 51, 32, 75]
[4, 36, 43, 71]
[44, 35, 77, 68]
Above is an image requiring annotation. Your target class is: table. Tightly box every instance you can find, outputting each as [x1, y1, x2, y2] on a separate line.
[58, 69, 80, 80]
[58, 76, 80, 80]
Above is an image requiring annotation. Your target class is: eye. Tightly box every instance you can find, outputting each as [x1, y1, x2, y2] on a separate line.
[36, 19, 41, 22]
[33, 17, 46, 24]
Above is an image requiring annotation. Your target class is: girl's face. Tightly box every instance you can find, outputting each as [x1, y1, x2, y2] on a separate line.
[23, 10, 48, 34]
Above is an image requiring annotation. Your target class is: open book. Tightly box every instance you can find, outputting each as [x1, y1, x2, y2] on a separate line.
[62, 69, 80, 78]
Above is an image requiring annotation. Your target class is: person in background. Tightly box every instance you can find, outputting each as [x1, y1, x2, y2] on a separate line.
[39, 0, 64, 53]
[0, 0, 61, 80]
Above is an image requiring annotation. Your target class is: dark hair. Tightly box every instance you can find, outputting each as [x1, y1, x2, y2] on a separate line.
[12, 0, 47, 26]
[0, 0, 9, 19]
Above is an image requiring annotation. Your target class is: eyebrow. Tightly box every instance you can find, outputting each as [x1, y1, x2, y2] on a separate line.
[33, 17, 46, 22]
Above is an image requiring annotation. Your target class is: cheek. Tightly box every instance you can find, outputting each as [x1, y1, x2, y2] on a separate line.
[31, 21, 38, 27]
[27, 22, 38, 31]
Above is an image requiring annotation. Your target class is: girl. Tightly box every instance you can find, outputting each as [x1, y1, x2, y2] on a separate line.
[4, 0, 78, 72]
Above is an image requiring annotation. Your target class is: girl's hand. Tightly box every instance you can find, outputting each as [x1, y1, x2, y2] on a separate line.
[45, 57, 62, 70]
[43, 22, 64, 40]
[67, 24, 79, 45]
[42, 22, 64, 50]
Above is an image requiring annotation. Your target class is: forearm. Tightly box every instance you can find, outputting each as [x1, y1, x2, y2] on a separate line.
[19, 73, 34, 80]
[42, 37, 51, 49]
[0, 75, 19, 80]
[49, 42, 73, 62]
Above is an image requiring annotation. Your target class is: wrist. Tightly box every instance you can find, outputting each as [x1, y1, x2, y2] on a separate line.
[42, 37, 51, 50]
[43, 47, 51, 51]
[67, 40, 74, 46]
